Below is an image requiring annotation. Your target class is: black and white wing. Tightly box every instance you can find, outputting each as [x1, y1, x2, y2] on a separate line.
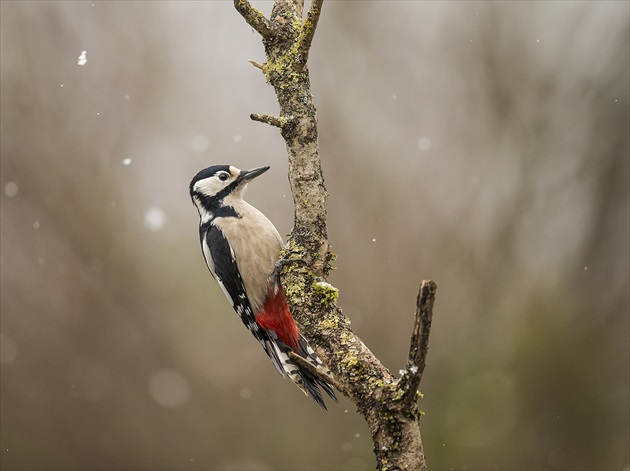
[200, 223, 287, 376]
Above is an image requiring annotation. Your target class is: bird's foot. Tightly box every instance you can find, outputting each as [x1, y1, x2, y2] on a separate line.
[273, 257, 307, 284]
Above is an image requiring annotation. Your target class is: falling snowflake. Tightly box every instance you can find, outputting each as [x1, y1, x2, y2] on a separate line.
[144, 207, 166, 231]
[4, 182, 18, 197]
[418, 136, 432, 151]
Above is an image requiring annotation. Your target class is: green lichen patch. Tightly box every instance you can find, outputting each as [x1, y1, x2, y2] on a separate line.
[318, 313, 340, 330]
[324, 250, 337, 275]
[337, 333, 365, 379]
[263, 37, 305, 89]
[312, 281, 339, 307]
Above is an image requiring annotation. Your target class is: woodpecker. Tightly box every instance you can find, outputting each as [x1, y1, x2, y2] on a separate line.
[190, 164, 337, 409]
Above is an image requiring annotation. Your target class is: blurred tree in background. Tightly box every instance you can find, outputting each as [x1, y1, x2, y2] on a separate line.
[1, 2, 628, 470]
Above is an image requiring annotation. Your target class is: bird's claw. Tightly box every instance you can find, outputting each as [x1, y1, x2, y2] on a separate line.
[273, 257, 307, 284]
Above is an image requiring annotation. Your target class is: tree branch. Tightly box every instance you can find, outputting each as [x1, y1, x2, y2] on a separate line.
[234, 1, 435, 469]
[398, 280, 437, 402]
[250, 113, 294, 129]
[233, 0, 272, 38]
[297, 0, 324, 67]
[247, 59, 265, 70]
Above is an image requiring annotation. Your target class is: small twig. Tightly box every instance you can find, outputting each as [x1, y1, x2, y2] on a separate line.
[297, 0, 324, 66]
[399, 280, 437, 401]
[250, 113, 293, 129]
[233, 0, 272, 39]
[247, 59, 265, 70]
[288, 351, 345, 394]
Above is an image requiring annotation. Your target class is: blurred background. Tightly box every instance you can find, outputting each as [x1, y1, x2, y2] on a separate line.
[1, 1, 628, 470]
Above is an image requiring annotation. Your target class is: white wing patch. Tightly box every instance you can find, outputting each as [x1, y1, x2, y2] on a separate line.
[215, 276, 234, 307]
[201, 237, 216, 278]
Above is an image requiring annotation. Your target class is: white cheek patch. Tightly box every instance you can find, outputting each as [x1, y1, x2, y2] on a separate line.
[194, 197, 213, 223]
[194, 177, 224, 196]
[200, 211, 212, 224]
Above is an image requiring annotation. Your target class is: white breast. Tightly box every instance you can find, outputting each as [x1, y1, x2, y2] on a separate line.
[213, 201, 284, 313]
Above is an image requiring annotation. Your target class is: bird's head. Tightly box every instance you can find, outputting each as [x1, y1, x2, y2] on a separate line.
[190, 165, 270, 215]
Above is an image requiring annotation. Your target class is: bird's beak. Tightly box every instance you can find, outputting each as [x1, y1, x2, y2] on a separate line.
[239, 166, 270, 182]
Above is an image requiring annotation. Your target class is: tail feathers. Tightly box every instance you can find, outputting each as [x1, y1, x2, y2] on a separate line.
[297, 334, 338, 404]
[300, 367, 334, 410]
[264, 330, 338, 410]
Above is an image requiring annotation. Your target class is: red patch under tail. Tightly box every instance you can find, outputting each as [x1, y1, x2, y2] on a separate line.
[255, 286, 299, 351]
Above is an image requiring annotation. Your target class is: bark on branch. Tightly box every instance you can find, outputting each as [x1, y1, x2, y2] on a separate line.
[234, 2, 436, 469]
[233, 0, 271, 38]
[296, 0, 324, 67]
[398, 280, 437, 403]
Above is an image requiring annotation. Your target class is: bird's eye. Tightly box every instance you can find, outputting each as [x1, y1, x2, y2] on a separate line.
[218, 172, 229, 181]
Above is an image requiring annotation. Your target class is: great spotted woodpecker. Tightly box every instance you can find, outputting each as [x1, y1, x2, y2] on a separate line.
[189, 164, 337, 409]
